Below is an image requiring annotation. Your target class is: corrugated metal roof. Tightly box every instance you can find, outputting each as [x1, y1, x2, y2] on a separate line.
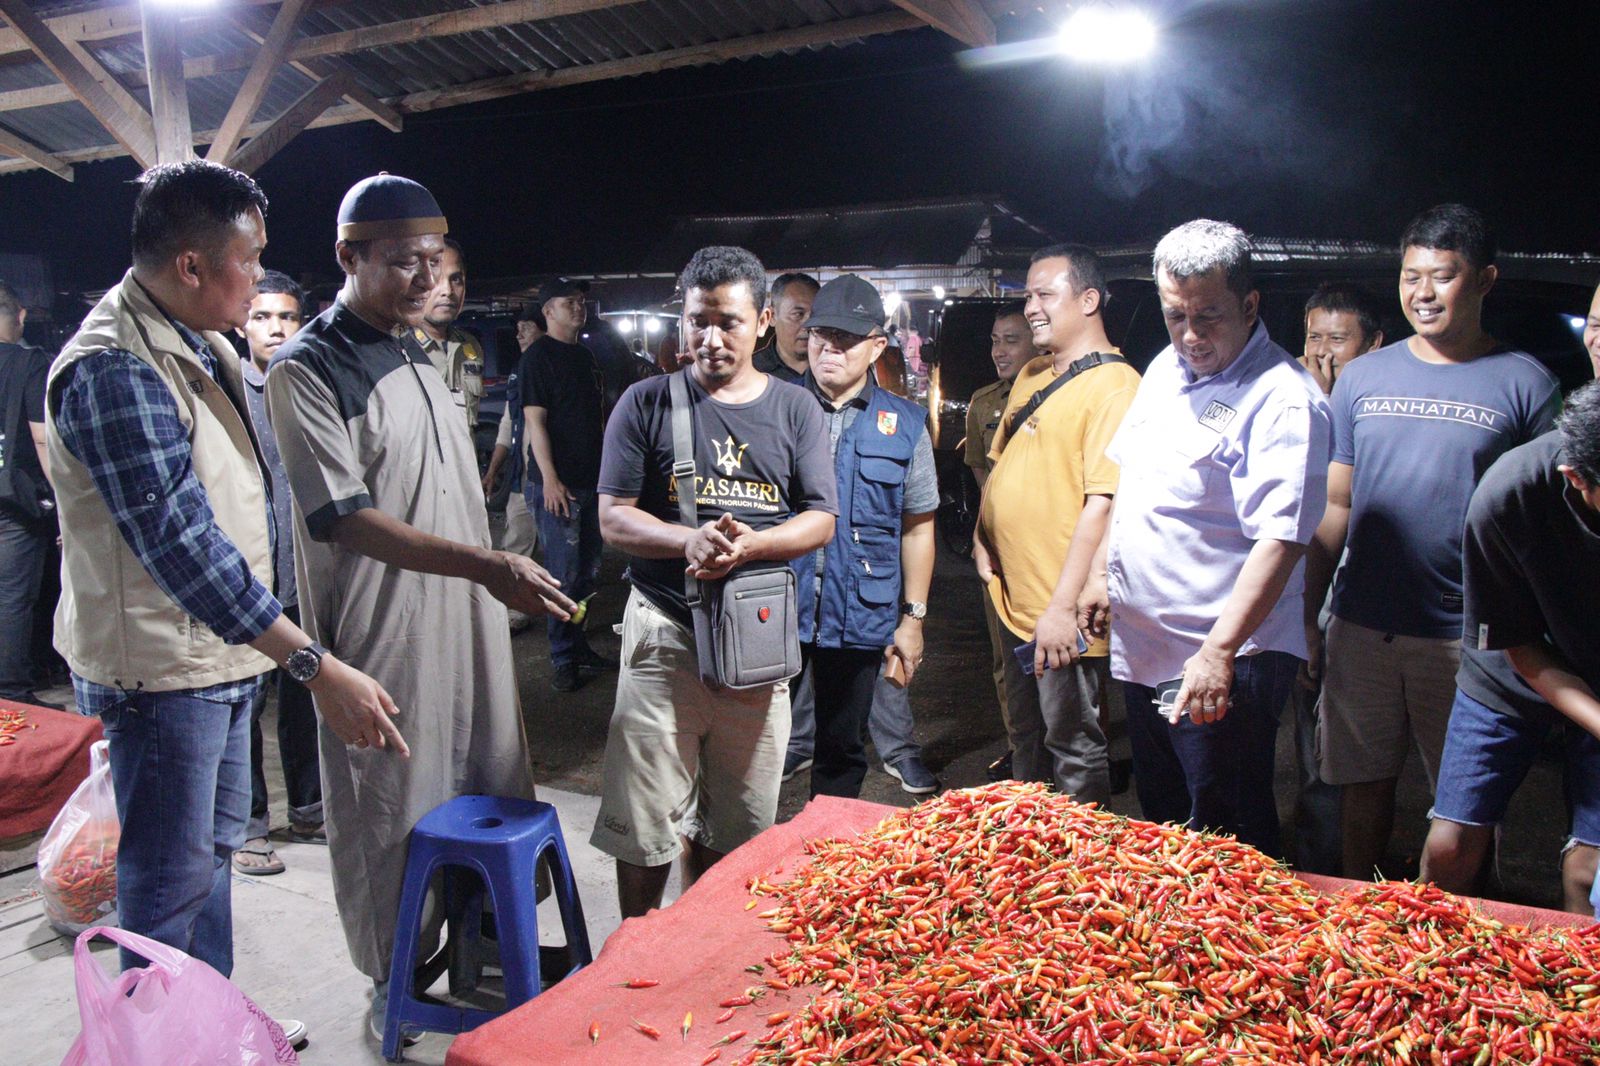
[0, 0, 1004, 173]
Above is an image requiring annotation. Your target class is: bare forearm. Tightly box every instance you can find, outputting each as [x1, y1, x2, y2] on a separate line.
[1045, 495, 1111, 613]
[30, 424, 49, 484]
[1507, 643, 1600, 741]
[1205, 539, 1306, 657]
[1303, 503, 1349, 624]
[326, 507, 495, 583]
[600, 500, 695, 558]
[899, 513, 935, 604]
[745, 510, 836, 563]
[523, 407, 560, 484]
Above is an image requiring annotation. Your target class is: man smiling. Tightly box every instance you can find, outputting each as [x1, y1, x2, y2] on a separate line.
[1303, 204, 1560, 880]
[265, 173, 573, 1035]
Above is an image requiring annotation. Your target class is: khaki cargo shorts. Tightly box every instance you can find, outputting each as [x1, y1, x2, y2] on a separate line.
[1316, 616, 1460, 788]
[590, 589, 790, 867]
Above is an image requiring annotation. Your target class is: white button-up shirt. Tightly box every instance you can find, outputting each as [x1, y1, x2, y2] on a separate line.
[1105, 323, 1332, 686]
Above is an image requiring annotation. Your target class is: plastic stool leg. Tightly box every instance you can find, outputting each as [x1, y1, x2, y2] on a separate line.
[540, 831, 593, 969]
[385, 851, 445, 1062]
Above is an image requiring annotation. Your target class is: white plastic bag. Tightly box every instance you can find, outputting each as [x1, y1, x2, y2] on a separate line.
[60, 926, 299, 1066]
[37, 739, 119, 936]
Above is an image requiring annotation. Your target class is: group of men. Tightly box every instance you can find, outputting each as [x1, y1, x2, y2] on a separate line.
[11, 151, 1600, 1051]
[961, 207, 1600, 917]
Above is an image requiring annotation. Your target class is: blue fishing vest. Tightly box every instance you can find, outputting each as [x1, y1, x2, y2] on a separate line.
[793, 382, 927, 650]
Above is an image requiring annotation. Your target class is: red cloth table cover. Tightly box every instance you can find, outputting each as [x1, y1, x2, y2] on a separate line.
[445, 796, 1590, 1066]
[0, 699, 101, 839]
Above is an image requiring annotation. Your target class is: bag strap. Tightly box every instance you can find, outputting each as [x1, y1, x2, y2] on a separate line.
[1002, 350, 1128, 445]
[668, 370, 701, 608]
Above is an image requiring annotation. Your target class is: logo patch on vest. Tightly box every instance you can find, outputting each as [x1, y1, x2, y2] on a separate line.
[877, 411, 898, 436]
[1198, 401, 1236, 432]
[186, 378, 204, 395]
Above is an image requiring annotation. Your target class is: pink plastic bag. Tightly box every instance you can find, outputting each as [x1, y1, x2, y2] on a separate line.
[59, 926, 299, 1066]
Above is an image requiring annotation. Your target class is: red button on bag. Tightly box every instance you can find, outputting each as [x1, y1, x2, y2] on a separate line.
[758, 607, 771, 622]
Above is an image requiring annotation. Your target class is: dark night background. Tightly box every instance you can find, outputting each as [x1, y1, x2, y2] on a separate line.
[1, 0, 1598, 300]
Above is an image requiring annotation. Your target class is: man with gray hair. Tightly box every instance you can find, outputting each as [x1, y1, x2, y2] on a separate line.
[1081, 219, 1332, 856]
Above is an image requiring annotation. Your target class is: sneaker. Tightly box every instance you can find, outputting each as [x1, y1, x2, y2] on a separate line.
[781, 751, 813, 783]
[985, 750, 1014, 782]
[276, 1018, 309, 1049]
[507, 610, 534, 634]
[884, 755, 940, 795]
[369, 981, 420, 1047]
[551, 663, 587, 692]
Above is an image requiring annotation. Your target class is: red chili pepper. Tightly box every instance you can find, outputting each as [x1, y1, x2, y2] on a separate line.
[631, 1019, 660, 1040]
[711, 1029, 748, 1047]
[699, 1053, 721, 1065]
[718, 995, 754, 1007]
[715, 1008, 736, 1024]
[617, 977, 660, 989]
[587, 1021, 599, 1045]
[681, 1010, 692, 1042]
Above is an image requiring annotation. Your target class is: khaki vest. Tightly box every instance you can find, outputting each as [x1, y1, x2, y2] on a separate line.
[46, 270, 276, 691]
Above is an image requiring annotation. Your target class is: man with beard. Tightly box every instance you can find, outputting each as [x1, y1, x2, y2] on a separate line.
[265, 174, 573, 1035]
[591, 246, 836, 918]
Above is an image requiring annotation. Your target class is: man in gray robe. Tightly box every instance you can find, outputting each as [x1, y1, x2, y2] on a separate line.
[265, 174, 574, 1034]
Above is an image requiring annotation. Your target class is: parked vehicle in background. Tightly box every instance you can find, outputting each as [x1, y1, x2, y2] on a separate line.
[925, 241, 1600, 557]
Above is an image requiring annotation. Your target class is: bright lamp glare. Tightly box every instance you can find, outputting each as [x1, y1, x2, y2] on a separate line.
[931, 285, 946, 301]
[1057, 6, 1156, 63]
[146, 0, 220, 8]
[883, 292, 903, 316]
[618, 317, 634, 333]
[644, 318, 662, 334]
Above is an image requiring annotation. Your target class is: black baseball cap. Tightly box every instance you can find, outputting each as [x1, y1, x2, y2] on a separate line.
[802, 274, 886, 337]
[538, 277, 590, 305]
[516, 304, 546, 329]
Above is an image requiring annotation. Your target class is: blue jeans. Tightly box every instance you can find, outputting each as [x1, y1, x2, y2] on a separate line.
[99, 688, 254, 975]
[528, 486, 602, 667]
[789, 661, 921, 766]
[1124, 651, 1299, 858]
[0, 512, 49, 700]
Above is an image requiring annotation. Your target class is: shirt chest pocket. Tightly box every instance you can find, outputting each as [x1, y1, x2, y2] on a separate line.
[1145, 422, 1220, 504]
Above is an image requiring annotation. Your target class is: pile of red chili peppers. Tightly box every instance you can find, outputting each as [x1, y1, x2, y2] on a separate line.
[734, 783, 1600, 1065]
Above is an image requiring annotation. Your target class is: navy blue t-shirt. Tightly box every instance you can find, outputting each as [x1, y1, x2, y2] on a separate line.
[1329, 339, 1560, 638]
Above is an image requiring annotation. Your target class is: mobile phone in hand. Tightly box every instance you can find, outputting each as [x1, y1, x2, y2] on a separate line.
[882, 653, 907, 688]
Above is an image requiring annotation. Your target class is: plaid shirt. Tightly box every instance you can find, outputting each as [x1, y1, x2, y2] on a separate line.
[56, 323, 279, 715]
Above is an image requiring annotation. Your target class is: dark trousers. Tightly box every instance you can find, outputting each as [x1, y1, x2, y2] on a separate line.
[530, 488, 602, 667]
[0, 511, 48, 700]
[246, 604, 323, 838]
[806, 644, 882, 799]
[1124, 651, 1299, 858]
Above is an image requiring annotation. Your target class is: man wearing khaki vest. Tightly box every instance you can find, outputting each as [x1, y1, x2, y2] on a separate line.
[46, 161, 399, 1044]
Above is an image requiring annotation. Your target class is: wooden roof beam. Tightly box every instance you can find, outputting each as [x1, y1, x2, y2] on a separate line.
[0, 10, 926, 175]
[228, 70, 351, 175]
[888, 0, 995, 47]
[0, 0, 156, 165]
[208, 0, 312, 163]
[141, 4, 193, 164]
[228, 13, 402, 134]
[0, 121, 71, 180]
[0, 0, 283, 61]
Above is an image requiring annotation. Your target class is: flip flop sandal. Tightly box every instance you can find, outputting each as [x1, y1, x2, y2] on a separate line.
[232, 838, 285, 876]
[288, 822, 328, 845]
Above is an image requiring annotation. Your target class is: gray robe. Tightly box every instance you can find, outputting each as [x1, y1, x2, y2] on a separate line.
[265, 299, 533, 980]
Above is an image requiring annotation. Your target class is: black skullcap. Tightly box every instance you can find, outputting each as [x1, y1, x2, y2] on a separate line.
[336, 173, 448, 241]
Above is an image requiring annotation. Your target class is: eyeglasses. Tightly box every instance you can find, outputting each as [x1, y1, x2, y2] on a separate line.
[810, 327, 882, 351]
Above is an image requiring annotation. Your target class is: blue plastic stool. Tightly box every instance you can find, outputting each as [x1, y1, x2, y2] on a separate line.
[382, 794, 591, 1061]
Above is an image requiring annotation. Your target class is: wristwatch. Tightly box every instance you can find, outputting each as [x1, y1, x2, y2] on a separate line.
[284, 642, 328, 684]
[900, 600, 927, 620]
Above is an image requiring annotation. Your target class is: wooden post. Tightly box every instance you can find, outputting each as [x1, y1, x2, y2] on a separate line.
[140, 3, 192, 164]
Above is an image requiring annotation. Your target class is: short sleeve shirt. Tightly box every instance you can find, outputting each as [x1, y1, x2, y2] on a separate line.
[979, 354, 1140, 643]
[0, 341, 48, 519]
[1457, 432, 1600, 711]
[1329, 340, 1560, 638]
[1105, 324, 1333, 686]
[598, 371, 838, 627]
[519, 335, 604, 490]
[964, 378, 1012, 473]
